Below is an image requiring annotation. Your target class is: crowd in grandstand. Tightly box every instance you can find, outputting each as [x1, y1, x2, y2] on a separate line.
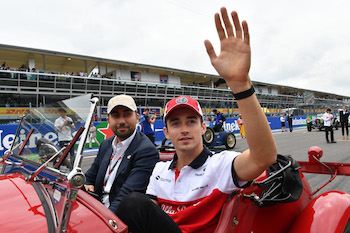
[1, 60, 348, 111]
[1, 62, 113, 79]
[1, 62, 13, 70]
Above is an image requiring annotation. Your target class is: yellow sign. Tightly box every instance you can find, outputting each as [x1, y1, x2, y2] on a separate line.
[0, 108, 29, 116]
[0, 108, 75, 116]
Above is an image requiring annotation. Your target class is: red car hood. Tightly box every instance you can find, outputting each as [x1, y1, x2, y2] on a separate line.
[0, 173, 47, 233]
[0, 172, 128, 233]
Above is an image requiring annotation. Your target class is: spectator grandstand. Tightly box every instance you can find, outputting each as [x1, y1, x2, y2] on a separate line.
[1, 43, 349, 123]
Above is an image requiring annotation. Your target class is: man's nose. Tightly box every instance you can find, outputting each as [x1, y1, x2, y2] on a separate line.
[180, 124, 189, 134]
[118, 116, 126, 124]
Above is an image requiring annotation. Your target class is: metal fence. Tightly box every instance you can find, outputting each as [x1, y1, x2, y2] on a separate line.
[0, 70, 347, 118]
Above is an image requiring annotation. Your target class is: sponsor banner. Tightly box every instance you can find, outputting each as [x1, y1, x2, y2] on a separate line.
[0, 108, 29, 116]
[0, 108, 81, 117]
[153, 116, 308, 142]
[0, 116, 307, 155]
[0, 122, 87, 156]
[138, 107, 161, 116]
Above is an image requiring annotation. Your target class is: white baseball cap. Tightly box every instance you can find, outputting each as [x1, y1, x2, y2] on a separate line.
[107, 95, 137, 114]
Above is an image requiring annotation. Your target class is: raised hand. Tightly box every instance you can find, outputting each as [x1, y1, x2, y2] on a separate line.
[204, 7, 251, 90]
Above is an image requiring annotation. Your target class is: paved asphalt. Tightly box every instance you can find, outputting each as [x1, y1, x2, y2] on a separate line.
[234, 127, 350, 195]
[81, 127, 350, 196]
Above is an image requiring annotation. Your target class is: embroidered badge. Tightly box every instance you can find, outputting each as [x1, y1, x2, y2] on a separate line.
[176, 97, 188, 104]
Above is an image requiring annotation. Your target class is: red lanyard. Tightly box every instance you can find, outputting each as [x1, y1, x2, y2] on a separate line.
[104, 153, 122, 187]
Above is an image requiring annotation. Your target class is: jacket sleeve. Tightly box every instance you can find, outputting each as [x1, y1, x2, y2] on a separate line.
[108, 138, 159, 213]
[85, 139, 106, 185]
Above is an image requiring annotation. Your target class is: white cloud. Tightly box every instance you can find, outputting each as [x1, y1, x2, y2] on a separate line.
[1, 0, 350, 96]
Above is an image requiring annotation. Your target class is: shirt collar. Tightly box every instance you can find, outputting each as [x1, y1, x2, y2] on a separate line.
[168, 146, 212, 170]
[112, 129, 137, 153]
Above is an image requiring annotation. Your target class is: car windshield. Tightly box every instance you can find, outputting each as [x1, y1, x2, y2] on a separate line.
[10, 94, 93, 168]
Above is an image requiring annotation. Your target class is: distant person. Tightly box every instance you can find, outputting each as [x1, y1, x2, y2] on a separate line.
[339, 105, 349, 140]
[237, 114, 245, 138]
[280, 114, 286, 132]
[323, 108, 336, 143]
[88, 122, 100, 149]
[204, 116, 212, 127]
[287, 112, 293, 132]
[306, 115, 312, 132]
[212, 109, 225, 132]
[54, 107, 76, 166]
[84, 94, 159, 213]
[139, 107, 156, 144]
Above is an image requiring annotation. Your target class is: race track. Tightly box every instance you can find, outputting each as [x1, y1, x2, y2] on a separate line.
[236, 128, 350, 195]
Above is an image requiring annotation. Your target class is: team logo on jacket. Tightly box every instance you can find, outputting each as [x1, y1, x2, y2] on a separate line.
[161, 204, 187, 215]
[156, 175, 171, 182]
[192, 184, 208, 192]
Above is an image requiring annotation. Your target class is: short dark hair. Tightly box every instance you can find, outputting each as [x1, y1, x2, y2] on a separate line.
[58, 108, 66, 113]
[327, 108, 332, 112]
[144, 108, 150, 111]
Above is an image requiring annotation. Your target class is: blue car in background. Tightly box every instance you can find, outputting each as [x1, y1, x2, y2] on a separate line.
[160, 126, 236, 152]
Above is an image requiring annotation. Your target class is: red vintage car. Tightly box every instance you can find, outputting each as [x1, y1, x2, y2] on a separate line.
[1, 94, 350, 233]
[0, 94, 127, 233]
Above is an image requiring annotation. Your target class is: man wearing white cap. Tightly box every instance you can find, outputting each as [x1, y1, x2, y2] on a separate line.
[116, 7, 277, 233]
[84, 94, 159, 214]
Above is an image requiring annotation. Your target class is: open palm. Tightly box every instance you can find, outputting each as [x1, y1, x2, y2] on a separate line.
[205, 8, 251, 84]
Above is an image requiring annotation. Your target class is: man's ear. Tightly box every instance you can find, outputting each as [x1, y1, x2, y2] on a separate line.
[163, 127, 170, 140]
[107, 116, 110, 124]
[201, 121, 206, 135]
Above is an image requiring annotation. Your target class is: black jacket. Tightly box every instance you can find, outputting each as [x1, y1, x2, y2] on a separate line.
[340, 110, 349, 123]
[85, 131, 159, 213]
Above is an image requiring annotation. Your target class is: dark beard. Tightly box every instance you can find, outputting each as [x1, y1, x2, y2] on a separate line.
[115, 127, 134, 141]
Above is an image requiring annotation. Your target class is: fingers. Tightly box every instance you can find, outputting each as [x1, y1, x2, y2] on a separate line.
[221, 7, 234, 38]
[242, 21, 250, 45]
[214, 7, 248, 42]
[204, 40, 217, 61]
[84, 185, 95, 192]
[215, 13, 226, 41]
[231, 11, 242, 39]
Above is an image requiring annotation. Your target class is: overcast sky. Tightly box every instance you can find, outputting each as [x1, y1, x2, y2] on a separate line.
[2, 0, 350, 97]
